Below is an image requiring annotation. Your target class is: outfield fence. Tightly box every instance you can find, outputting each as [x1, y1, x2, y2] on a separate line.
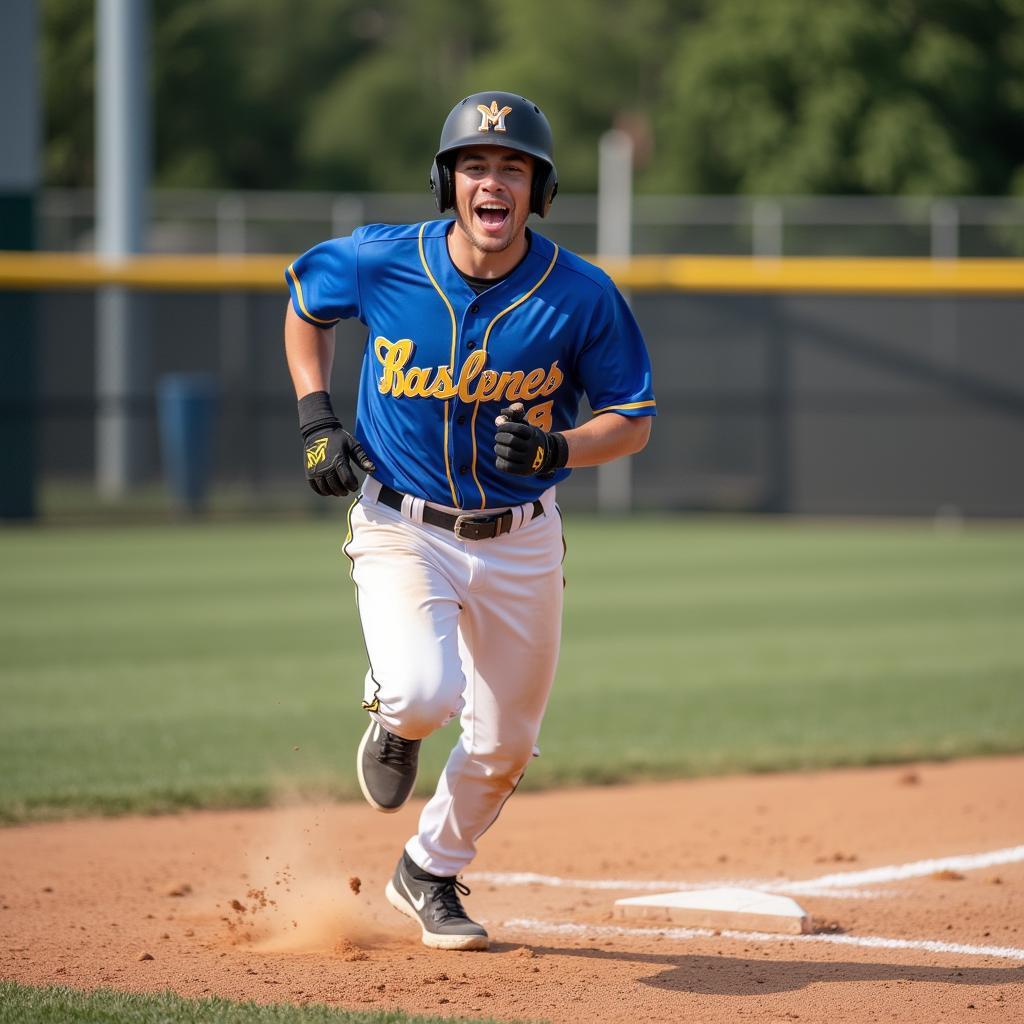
[2, 250, 1023, 520]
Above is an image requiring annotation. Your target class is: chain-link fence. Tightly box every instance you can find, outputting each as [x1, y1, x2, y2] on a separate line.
[38, 190, 1024, 260]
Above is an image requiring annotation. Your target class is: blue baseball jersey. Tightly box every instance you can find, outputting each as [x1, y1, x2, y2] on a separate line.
[286, 219, 655, 509]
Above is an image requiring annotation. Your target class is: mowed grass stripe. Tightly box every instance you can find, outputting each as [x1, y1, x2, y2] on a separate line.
[0, 517, 1021, 820]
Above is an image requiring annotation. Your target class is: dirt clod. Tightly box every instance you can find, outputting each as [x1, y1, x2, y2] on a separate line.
[167, 884, 192, 898]
[932, 870, 966, 881]
[813, 919, 845, 934]
[137, 952, 154, 961]
[348, 876, 361, 895]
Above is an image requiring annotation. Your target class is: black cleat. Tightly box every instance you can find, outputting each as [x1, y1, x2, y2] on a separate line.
[356, 719, 421, 813]
[385, 851, 489, 950]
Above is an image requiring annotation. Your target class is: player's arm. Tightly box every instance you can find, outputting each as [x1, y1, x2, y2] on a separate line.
[283, 302, 375, 497]
[285, 302, 335, 399]
[494, 403, 650, 477]
[561, 411, 650, 468]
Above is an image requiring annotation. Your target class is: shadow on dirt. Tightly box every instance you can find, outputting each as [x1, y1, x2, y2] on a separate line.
[502, 944, 1023, 996]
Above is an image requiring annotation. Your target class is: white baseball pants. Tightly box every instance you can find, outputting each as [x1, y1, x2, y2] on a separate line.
[344, 477, 564, 877]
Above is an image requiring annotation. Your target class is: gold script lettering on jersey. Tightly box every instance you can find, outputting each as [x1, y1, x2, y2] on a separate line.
[374, 336, 563, 405]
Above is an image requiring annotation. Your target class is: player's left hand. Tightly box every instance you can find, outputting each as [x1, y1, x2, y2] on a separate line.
[297, 390, 376, 497]
[304, 424, 376, 496]
[494, 403, 569, 477]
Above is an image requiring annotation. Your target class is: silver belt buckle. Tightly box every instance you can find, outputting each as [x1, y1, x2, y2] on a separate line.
[453, 512, 497, 541]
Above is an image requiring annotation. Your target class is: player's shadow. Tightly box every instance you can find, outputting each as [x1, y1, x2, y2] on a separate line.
[498, 944, 1023, 996]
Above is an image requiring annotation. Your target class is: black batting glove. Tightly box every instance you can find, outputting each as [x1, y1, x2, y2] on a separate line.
[298, 391, 376, 497]
[494, 402, 569, 477]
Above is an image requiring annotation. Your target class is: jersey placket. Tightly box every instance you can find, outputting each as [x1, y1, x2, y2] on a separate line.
[451, 297, 488, 508]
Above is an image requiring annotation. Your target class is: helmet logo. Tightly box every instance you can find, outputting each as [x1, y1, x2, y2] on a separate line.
[476, 100, 513, 133]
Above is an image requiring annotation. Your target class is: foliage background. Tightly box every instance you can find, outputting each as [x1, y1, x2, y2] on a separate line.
[41, 0, 1024, 196]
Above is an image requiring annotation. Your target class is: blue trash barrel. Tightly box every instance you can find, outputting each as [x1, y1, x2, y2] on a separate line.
[157, 373, 220, 513]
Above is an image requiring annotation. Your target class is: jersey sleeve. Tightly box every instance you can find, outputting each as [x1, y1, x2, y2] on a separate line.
[576, 283, 656, 417]
[285, 233, 362, 326]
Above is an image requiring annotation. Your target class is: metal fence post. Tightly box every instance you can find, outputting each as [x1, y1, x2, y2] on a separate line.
[764, 299, 792, 514]
[596, 129, 635, 514]
[930, 199, 960, 366]
[752, 199, 784, 259]
[930, 200, 959, 260]
[216, 194, 255, 491]
[95, 0, 150, 499]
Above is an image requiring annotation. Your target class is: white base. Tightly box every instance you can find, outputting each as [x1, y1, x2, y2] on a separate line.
[614, 887, 812, 935]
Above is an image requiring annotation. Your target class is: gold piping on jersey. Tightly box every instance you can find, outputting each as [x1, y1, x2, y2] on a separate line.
[591, 399, 657, 414]
[469, 244, 560, 508]
[417, 223, 460, 506]
[287, 263, 341, 326]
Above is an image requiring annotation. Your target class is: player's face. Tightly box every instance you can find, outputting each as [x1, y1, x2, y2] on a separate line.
[451, 147, 534, 256]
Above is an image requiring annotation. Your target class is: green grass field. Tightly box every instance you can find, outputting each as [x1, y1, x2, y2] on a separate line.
[1, 515, 1022, 822]
[0, 982, 512, 1024]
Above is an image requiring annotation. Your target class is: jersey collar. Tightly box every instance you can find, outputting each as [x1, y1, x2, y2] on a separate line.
[420, 218, 555, 308]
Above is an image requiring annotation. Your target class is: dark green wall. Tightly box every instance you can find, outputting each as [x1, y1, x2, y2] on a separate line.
[0, 192, 36, 520]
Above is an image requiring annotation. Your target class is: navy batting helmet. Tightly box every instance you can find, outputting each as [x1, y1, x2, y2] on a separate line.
[430, 91, 558, 217]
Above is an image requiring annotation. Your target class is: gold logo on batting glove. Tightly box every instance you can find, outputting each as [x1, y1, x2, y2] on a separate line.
[306, 436, 329, 470]
[532, 445, 545, 471]
[477, 100, 513, 133]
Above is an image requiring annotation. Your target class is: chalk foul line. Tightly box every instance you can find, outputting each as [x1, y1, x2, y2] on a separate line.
[466, 844, 1024, 900]
[501, 917, 1024, 962]
[778, 844, 1024, 893]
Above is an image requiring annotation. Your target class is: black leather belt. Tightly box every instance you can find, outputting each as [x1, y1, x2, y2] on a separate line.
[376, 483, 544, 541]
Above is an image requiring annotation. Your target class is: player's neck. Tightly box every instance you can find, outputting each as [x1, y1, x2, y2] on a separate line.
[446, 223, 529, 281]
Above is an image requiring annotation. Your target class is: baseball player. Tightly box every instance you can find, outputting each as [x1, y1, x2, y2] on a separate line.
[284, 91, 655, 951]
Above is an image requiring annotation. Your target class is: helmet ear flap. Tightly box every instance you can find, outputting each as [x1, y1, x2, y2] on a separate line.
[532, 164, 558, 217]
[430, 158, 454, 213]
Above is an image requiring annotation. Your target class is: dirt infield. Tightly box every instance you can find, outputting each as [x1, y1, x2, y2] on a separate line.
[2, 757, 1022, 1023]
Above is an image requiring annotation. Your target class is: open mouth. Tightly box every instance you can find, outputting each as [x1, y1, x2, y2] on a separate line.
[475, 203, 510, 230]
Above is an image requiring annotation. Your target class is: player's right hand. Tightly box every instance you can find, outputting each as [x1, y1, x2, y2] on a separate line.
[494, 402, 569, 477]
[303, 425, 376, 497]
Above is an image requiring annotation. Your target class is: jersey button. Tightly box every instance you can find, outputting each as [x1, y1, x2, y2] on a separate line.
[456, 415, 466, 425]
[466, 340, 476, 349]
[470, 303, 480, 313]
[459, 465, 469, 475]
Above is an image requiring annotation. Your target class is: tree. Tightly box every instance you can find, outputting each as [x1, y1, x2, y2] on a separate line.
[42, 0, 95, 187]
[653, 0, 1024, 196]
[41, 0, 1024, 196]
[463, 0, 691, 191]
[296, 0, 488, 190]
